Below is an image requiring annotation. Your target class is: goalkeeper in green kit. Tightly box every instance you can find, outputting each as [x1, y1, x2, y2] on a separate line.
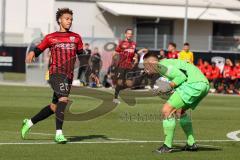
[143, 52, 210, 154]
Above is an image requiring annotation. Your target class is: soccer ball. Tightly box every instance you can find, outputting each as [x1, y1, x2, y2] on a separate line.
[153, 85, 174, 100]
[158, 90, 174, 100]
[153, 77, 174, 100]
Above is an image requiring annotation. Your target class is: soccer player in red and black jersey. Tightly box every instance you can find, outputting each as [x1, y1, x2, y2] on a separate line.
[21, 8, 83, 144]
[112, 28, 138, 104]
[167, 42, 179, 59]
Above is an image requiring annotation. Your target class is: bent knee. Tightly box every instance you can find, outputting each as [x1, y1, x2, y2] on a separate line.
[117, 80, 123, 86]
[50, 103, 57, 112]
[161, 103, 175, 118]
[125, 80, 133, 87]
[58, 97, 69, 103]
[175, 109, 186, 119]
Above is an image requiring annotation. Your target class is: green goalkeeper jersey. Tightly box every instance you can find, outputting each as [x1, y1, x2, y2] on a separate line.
[158, 59, 209, 87]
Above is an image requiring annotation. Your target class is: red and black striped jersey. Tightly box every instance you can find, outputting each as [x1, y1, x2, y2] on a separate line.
[167, 51, 179, 59]
[35, 31, 83, 79]
[115, 40, 137, 69]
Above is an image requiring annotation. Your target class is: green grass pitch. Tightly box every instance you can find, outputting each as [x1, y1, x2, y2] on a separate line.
[0, 85, 239, 160]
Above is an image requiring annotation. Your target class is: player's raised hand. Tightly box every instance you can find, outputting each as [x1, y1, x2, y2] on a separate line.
[26, 51, 35, 63]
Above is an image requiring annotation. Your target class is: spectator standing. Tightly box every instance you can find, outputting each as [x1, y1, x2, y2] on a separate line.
[167, 42, 179, 59]
[77, 43, 91, 86]
[178, 42, 194, 64]
[89, 47, 102, 87]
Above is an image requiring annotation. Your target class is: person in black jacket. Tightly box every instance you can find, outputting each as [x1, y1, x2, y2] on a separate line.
[89, 47, 102, 87]
[77, 43, 91, 85]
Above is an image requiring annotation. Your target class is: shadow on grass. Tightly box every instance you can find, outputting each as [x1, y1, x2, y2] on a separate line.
[174, 144, 222, 152]
[22, 135, 109, 141]
[196, 146, 222, 152]
[67, 135, 109, 142]
[153, 145, 222, 154]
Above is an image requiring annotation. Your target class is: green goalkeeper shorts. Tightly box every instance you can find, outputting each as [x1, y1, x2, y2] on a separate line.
[167, 82, 210, 110]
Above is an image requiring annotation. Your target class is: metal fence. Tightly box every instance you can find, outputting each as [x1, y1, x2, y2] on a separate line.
[1, 34, 240, 85]
[136, 34, 240, 52]
[1, 33, 240, 52]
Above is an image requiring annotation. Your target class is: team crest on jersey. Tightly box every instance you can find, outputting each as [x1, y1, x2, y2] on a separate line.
[52, 38, 58, 43]
[70, 36, 75, 42]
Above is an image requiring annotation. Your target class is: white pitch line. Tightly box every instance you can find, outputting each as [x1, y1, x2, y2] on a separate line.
[28, 133, 132, 141]
[195, 139, 239, 142]
[28, 133, 131, 141]
[22, 132, 240, 142]
[1, 131, 239, 144]
[0, 132, 239, 146]
[108, 138, 131, 141]
[0, 139, 238, 145]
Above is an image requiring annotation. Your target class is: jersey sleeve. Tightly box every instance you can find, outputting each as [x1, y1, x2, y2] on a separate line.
[77, 35, 83, 51]
[76, 35, 83, 55]
[134, 42, 137, 53]
[37, 36, 49, 51]
[35, 36, 49, 57]
[115, 41, 122, 53]
[158, 63, 187, 87]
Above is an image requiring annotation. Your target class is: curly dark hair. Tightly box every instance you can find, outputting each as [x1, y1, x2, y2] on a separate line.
[125, 28, 133, 33]
[56, 8, 73, 24]
[168, 42, 176, 48]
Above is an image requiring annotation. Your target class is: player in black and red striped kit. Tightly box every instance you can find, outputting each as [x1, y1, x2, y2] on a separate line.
[113, 28, 138, 104]
[21, 8, 83, 144]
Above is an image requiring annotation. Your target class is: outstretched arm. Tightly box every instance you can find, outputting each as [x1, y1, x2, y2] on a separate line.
[26, 37, 49, 64]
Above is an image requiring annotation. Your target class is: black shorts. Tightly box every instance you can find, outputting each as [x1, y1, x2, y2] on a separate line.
[91, 65, 100, 76]
[115, 67, 141, 80]
[49, 74, 72, 104]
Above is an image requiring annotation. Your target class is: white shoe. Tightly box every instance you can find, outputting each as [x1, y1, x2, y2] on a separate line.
[145, 85, 152, 90]
[113, 98, 121, 104]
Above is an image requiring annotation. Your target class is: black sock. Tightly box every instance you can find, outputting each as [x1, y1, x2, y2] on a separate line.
[114, 85, 127, 98]
[31, 105, 54, 124]
[55, 101, 67, 130]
